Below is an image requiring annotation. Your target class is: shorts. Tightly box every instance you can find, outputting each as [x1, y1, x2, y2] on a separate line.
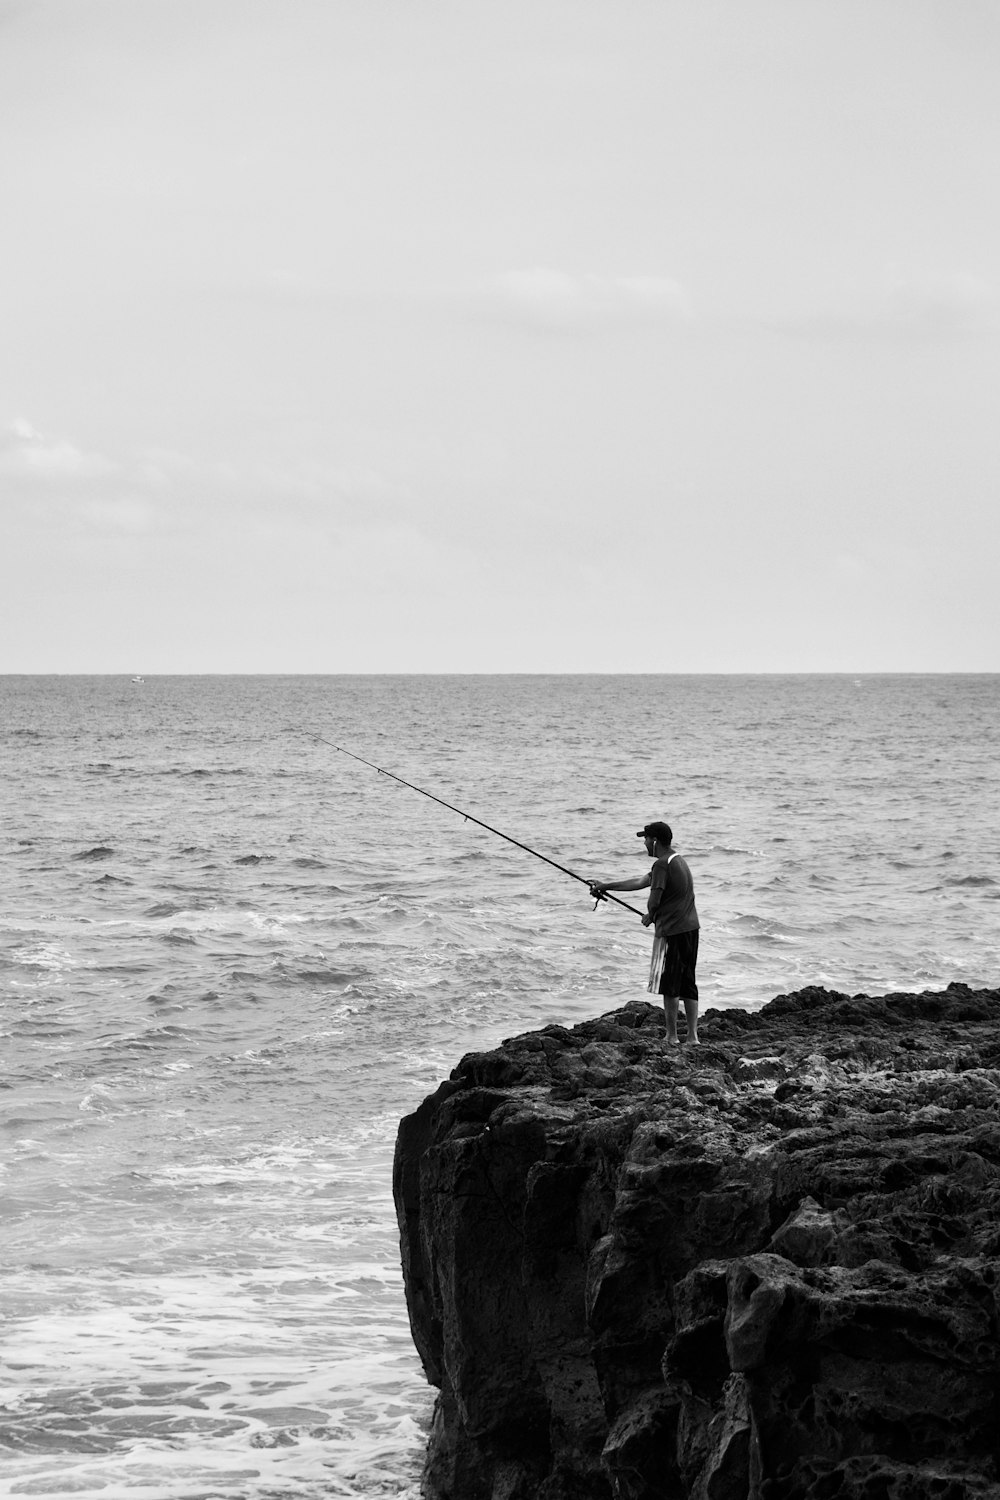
[647, 928, 699, 1001]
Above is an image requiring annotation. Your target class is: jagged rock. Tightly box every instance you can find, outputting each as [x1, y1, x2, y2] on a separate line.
[393, 984, 1000, 1498]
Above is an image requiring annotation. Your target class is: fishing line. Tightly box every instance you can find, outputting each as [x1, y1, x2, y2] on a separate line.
[296, 730, 645, 920]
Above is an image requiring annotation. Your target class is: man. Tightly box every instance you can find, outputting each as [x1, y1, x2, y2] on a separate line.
[590, 821, 700, 1046]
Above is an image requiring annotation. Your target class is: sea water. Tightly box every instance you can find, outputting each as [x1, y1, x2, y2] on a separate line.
[2, 674, 998, 1498]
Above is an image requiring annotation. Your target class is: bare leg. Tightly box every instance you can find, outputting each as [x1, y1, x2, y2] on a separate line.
[683, 995, 700, 1045]
[664, 994, 700, 1045]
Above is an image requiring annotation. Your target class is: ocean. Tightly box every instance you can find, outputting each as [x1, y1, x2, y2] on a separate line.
[2, 673, 998, 1498]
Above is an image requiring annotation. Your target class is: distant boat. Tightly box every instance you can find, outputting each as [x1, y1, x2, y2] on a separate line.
[131, 675, 145, 684]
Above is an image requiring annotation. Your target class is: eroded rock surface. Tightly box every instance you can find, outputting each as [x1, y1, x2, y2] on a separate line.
[393, 984, 1000, 1499]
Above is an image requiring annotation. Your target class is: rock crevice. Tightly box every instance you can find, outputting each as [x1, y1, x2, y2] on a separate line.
[393, 984, 1000, 1499]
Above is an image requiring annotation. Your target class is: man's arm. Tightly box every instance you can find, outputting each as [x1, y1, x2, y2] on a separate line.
[589, 872, 652, 895]
[637, 859, 670, 926]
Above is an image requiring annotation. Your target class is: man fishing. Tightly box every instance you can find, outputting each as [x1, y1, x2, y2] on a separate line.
[590, 821, 700, 1046]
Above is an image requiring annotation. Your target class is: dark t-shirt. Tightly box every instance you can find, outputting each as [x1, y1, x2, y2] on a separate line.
[649, 853, 699, 938]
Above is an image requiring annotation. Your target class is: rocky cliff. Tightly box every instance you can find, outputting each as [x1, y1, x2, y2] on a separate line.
[393, 984, 1000, 1499]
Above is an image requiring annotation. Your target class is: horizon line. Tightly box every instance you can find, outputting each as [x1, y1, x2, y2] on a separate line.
[2, 669, 997, 679]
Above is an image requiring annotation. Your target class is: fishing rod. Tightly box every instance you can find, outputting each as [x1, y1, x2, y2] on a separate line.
[298, 730, 646, 919]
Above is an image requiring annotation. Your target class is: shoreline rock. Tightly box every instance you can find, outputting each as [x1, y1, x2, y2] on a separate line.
[393, 984, 1000, 1499]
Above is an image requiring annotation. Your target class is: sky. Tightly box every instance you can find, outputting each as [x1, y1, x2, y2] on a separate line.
[1, 0, 998, 673]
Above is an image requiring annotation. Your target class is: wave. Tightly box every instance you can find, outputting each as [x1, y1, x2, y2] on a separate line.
[944, 874, 995, 887]
[73, 846, 115, 861]
[708, 845, 765, 857]
[289, 968, 363, 987]
[318, 913, 374, 931]
[235, 854, 275, 865]
[133, 907, 314, 937]
[2, 943, 77, 974]
[89, 961, 156, 976]
[150, 766, 250, 778]
[729, 913, 808, 940]
[268, 881, 347, 897]
[103, 1023, 194, 1053]
[145, 900, 194, 918]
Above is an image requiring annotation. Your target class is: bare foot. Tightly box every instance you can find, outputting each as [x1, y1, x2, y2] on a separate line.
[664, 1036, 681, 1048]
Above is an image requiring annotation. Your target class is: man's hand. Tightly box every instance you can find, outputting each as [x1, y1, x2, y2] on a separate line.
[587, 876, 611, 912]
[641, 913, 653, 927]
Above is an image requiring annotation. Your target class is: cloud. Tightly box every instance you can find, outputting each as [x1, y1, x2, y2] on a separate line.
[479, 267, 694, 332]
[78, 496, 162, 536]
[259, 459, 415, 519]
[830, 545, 934, 592]
[883, 270, 999, 336]
[1, 418, 169, 537]
[0, 418, 118, 480]
[771, 270, 999, 341]
[1, 417, 422, 549]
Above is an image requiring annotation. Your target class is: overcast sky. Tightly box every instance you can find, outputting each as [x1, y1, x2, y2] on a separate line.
[2, 0, 998, 672]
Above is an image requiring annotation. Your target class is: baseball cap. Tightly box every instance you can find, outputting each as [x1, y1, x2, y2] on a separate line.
[637, 821, 673, 844]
